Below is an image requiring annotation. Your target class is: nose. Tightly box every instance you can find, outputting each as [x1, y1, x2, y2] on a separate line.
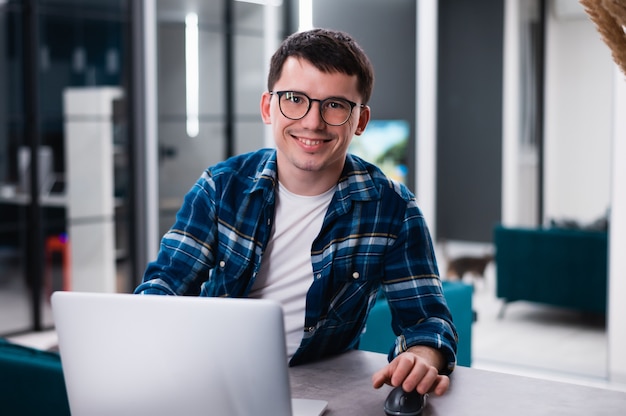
[300, 99, 326, 129]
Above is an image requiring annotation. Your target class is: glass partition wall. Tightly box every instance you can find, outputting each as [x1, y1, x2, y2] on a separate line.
[0, 0, 133, 335]
[0, 0, 289, 336]
[154, 0, 287, 239]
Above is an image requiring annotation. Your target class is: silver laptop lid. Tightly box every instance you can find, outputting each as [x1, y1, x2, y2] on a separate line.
[52, 292, 298, 416]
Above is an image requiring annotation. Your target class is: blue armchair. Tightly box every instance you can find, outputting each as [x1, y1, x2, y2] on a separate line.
[359, 281, 474, 367]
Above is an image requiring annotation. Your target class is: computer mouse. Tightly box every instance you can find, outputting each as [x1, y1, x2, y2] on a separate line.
[383, 386, 425, 416]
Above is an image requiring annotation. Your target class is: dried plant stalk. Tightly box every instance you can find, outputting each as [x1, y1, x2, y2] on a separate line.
[580, 0, 626, 77]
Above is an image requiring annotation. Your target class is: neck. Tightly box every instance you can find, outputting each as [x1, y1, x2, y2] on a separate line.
[278, 169, 339, 196]
[276, 158, 343, 196]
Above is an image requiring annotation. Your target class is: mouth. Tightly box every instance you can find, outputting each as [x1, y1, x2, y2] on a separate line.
[297, 137, 329, 146]
[291, 130, 333, 148]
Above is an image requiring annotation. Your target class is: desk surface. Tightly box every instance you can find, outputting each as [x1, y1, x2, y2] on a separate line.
[289, 350, 626, 416]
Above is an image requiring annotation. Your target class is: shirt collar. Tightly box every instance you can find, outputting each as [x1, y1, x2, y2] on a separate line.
[338, 154, 383, 202]
[248, 150, 383, 203]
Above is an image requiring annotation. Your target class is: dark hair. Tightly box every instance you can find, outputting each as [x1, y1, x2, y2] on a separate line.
[267, 28, 375, 104]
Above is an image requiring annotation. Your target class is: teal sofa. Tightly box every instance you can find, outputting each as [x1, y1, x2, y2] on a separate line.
[494, 225, 608, 316]
[0, 338, 70, 416]
[359, 281, 473, 367]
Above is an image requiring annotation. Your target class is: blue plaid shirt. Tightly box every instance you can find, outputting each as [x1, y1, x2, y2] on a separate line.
[135, 149, 457, 371]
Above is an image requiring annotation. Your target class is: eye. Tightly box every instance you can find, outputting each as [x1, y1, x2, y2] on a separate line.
[324, 99, 351, 111]
[284, 92, 306, 105]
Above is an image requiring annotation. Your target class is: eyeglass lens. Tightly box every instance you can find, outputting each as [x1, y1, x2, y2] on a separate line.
[277, 91, 354, 126]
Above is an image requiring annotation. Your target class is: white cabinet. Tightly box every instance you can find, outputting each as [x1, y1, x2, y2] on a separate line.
[63, 87, 123, 293]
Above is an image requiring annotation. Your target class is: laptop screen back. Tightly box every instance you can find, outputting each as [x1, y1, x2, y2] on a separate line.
[51, 292, 295, 416]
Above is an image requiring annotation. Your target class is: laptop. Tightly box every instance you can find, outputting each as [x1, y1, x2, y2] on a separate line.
[51, 291, 328, 416]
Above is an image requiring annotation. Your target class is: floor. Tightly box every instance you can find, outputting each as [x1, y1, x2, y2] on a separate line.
[469, 272, 619, 390]
[439, 241, 625, 392]
[6, 241, 626, 393]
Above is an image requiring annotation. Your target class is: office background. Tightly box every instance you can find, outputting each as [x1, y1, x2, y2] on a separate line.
[1, 0, 625, 385]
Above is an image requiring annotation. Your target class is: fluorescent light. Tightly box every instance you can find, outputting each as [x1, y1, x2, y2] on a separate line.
[298, 0, 313, 32]
[235, 0, 283, 5]
[72, 47, 86, 73]
[185, 13, 199, 138]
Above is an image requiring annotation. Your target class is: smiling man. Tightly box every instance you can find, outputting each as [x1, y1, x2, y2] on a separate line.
[135, 28, 457, 397]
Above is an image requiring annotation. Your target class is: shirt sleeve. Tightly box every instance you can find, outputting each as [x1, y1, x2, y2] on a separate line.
[382, 198, 458, 374]
[135, 171, 217, 296]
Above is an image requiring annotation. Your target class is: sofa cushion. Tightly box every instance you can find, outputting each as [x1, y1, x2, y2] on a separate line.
[0, 338, 70, 416]
[494, 225, 608, 314]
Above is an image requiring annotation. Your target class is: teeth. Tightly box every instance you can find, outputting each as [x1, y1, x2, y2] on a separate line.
[299, 138, 323, 146]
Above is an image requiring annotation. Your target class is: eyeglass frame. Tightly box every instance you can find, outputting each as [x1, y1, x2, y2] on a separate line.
[269, 90, 365, 126]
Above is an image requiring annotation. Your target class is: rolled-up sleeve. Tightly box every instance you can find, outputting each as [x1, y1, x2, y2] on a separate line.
[383, 200, 458, 374]
[135, 171, 217, 296]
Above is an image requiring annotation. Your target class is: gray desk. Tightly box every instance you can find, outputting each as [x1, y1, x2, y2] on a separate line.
[289, 350, 626, 416]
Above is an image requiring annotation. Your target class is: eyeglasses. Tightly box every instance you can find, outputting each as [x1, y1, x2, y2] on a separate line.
[270, 90, 364, 126]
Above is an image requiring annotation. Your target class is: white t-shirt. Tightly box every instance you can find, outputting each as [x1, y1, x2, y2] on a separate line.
[249, 182, 335, 357]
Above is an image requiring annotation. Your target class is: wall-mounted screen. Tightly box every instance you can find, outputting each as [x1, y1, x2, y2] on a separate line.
[349, 119, 410, 184]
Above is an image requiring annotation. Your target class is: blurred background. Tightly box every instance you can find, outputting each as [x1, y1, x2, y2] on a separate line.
[1, 0, 624, 390]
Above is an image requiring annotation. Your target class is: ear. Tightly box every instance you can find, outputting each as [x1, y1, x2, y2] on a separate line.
[354, 105, 371, 136]
[260, 92, 272, 125]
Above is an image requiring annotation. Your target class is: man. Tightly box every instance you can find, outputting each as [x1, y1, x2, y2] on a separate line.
[135, 28, 457, 397]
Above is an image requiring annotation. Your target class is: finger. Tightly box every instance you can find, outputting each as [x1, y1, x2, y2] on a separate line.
[429, 375, 450, 396]
[372, 361, 396, 388]
[411, 365, 439, 394]
[389, 353, 419, 387]
[395, 352, 434, 392]
[371, 369, 387, 388]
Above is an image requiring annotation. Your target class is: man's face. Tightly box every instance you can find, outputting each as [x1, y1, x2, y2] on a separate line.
[260, 57, 370, 189]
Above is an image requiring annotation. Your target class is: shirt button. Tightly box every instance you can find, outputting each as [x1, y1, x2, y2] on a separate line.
[316, 273, 322, 280]
[352, 272, 360, 279]
[219, 261, 226, 268]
